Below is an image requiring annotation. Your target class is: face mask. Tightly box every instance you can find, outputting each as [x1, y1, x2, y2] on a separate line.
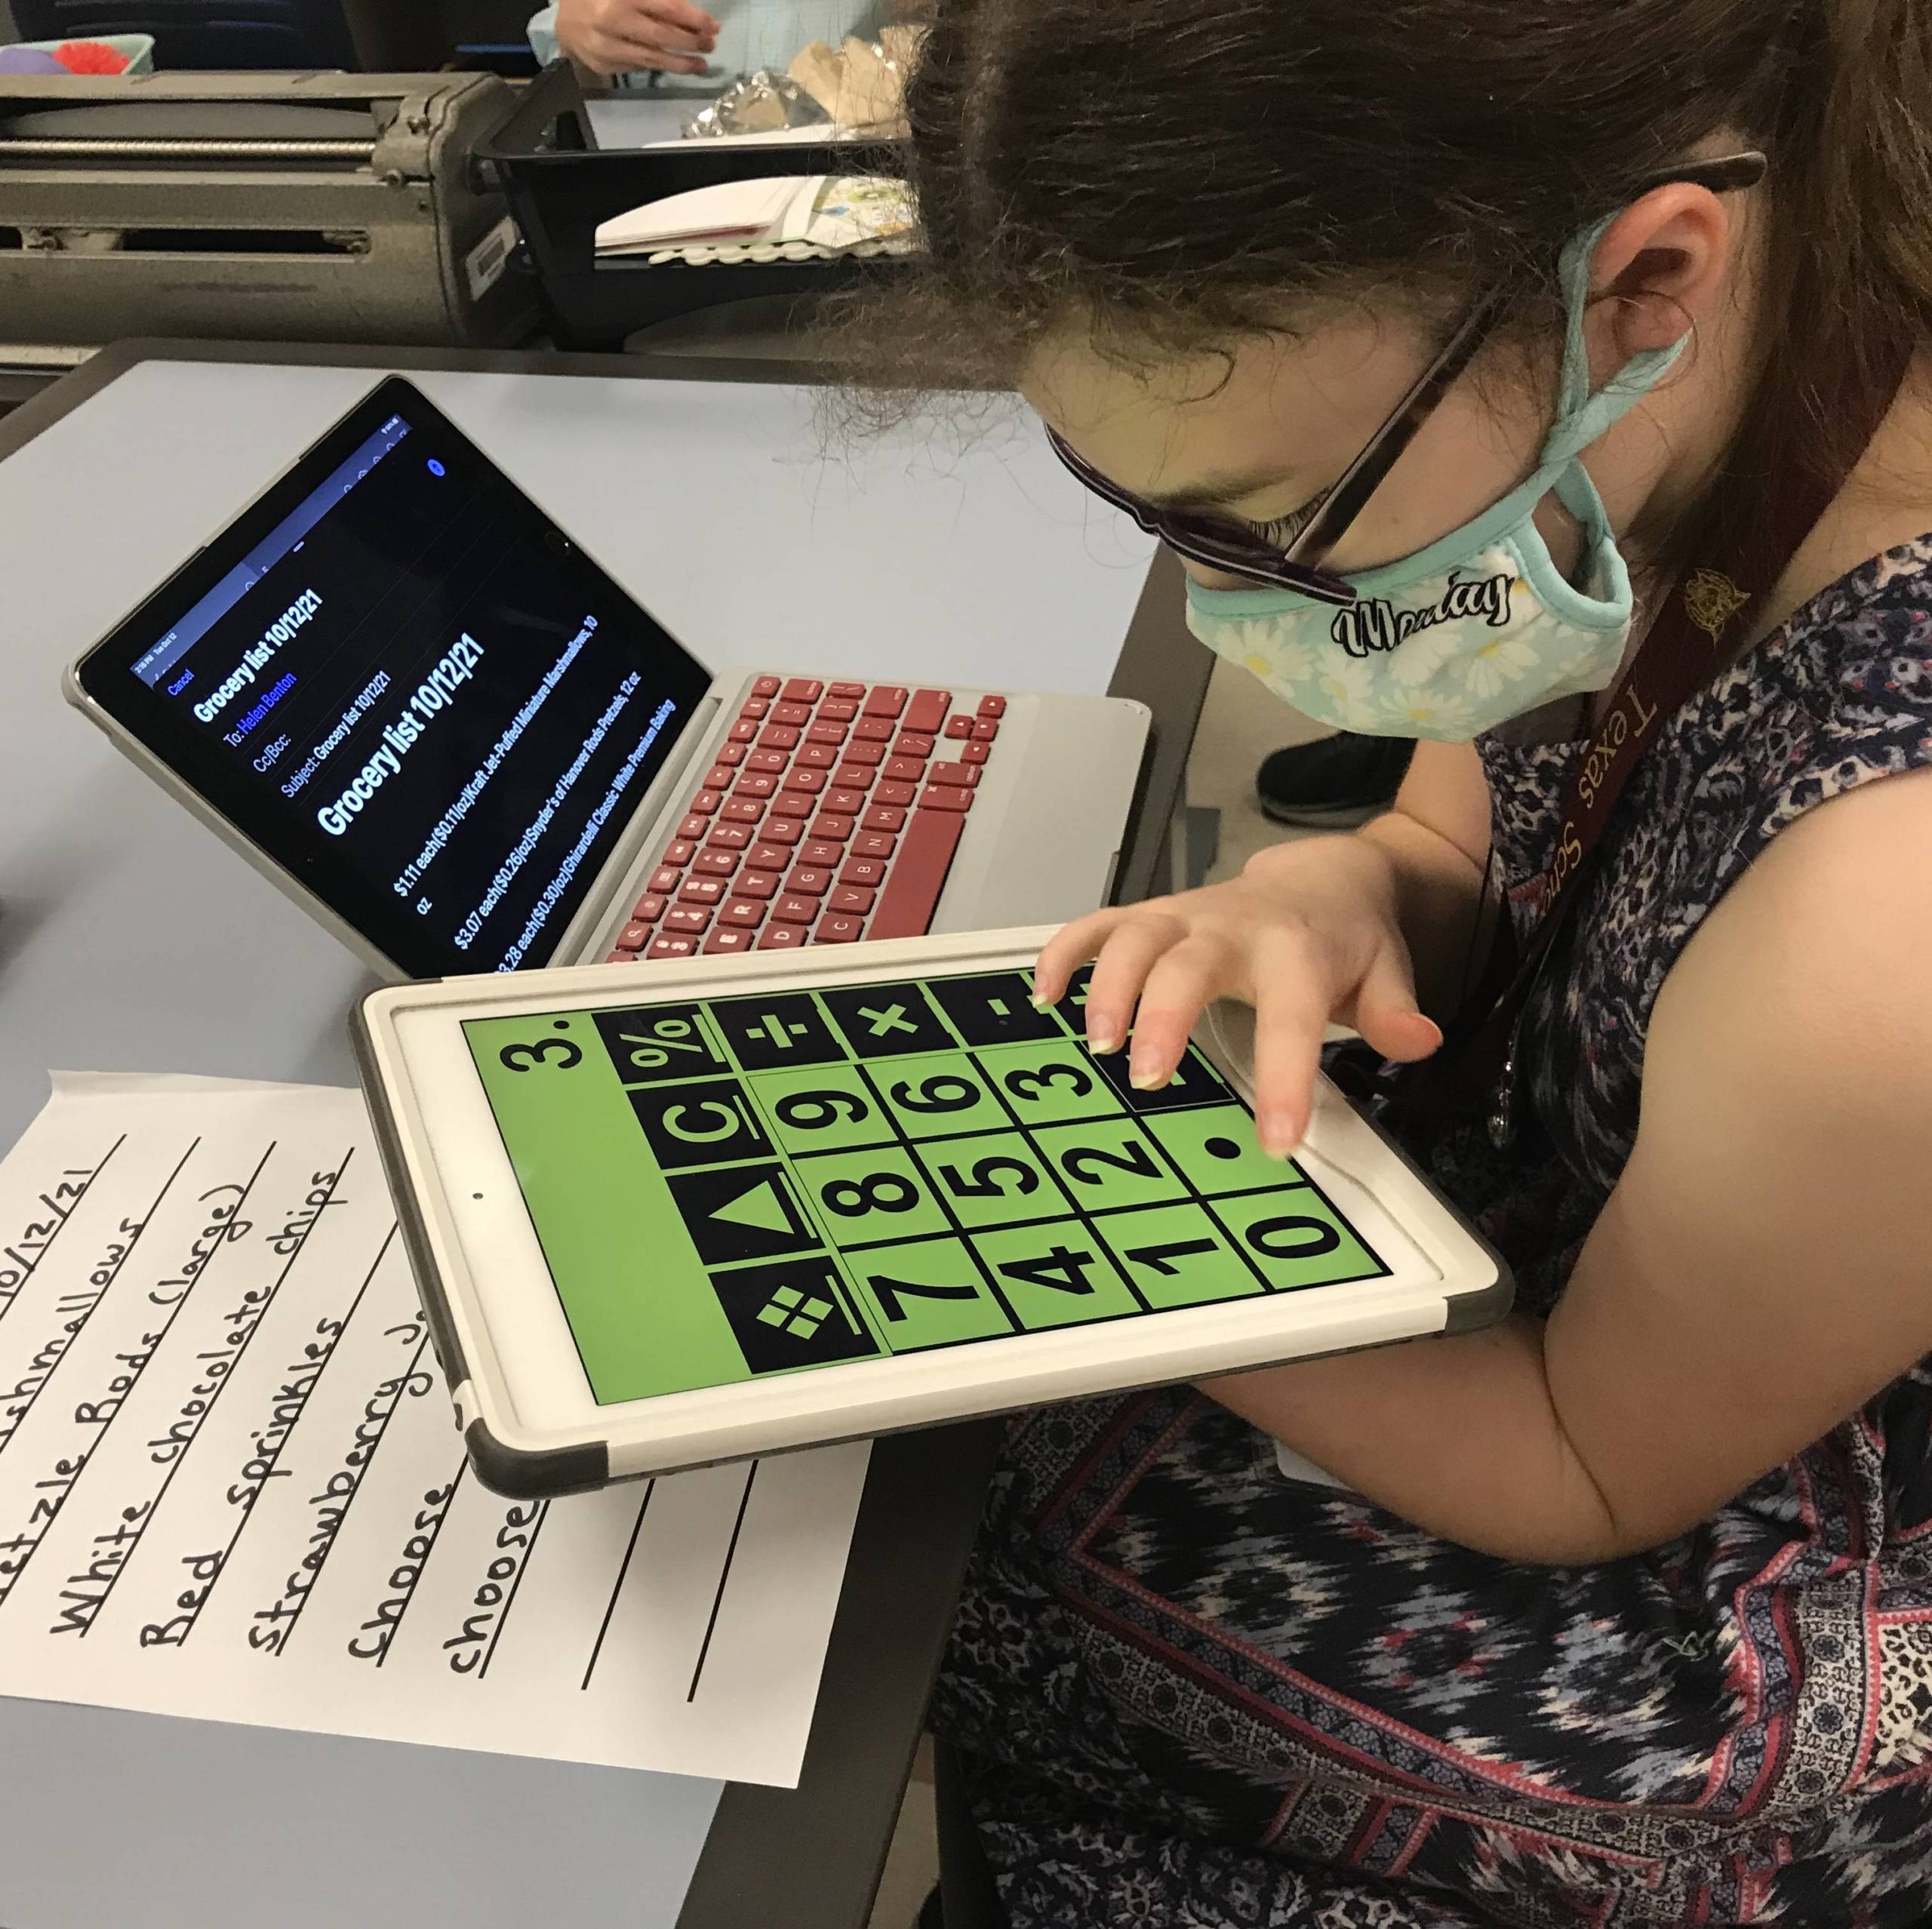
[1183, 219, 1683, 740]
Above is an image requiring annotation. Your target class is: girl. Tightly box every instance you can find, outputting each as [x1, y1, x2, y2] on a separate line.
[878, 1, 1932, 1921]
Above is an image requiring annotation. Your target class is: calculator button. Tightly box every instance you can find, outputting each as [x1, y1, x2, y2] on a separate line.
[734, 772, 777, 798]
[905, 689, 951, 734]
[728, 719, 757, 743]
[875, 781, 918, 808]
[706, 823, 751, 850]
[801, 840, 843, 866]
[721, 798, 764, 825]
[869, 806, 964, 940]
[703, 928, 756, 954]
[931, 761, 980, 789]
[648, 866, 682, 895]
[768, 790, 814, 819]
[818, 699, 858, 722]
[812, 813, 857, 841]
[748, 746, 788, 773]
[618, 919, 653, 948]
[758, 724, 801, 751]
[944, 715, 973, 739]
[971, 718, 998, 740]
[720, 899, 766, 929]
[752, 674, 782, 697]
[807, 721, 848, 746]
[686, 790, 721, 815]
[678, 876, 724, 904]
[816, 914, 864, 943]
[677, 814, 709, 841]
[663, 839, 697, 865]
[852, 716, 894, 743]
[648, 934, 698, 958]
[747, 841, 793, 871]
[839, 857, 886, 888]
[854, 832, 896, 860]
[977, 694, 1007, 718]
[893, 733, 934, 759]
[665, 906, 711, 934]
[884, 757, 927, 784]
[828, 680, 865, 697]
[862, 685, 908, 718]
[694, 850, 739, 878]
[735, 870, 782, 901]
[863, 805, 907, 833]
[786, 867, 831, 896]
[772, 894, 817, 923]
[760, 815, 803, 845]
[782, 677, 824, 704]
[840, 739, 885, 767]
[795, 743, 837, 769]
[714, 741, 746, 766]
[960, 741, 989, 765]
[834, 759, 878, 789]
[758, 922, 807, 948]
[630, 894, 666, 921]
[703, 765, 734, 790]
[739, 697, 770, 720]
[919, 783, 975, 814]
[829, 885, 875, 915]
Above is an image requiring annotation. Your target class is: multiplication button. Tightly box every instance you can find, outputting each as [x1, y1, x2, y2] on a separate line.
[820, 982, 956, 1058]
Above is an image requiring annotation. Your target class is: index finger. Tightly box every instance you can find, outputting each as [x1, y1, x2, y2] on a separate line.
[644, 0, 721, 35]
[1031, 908, 1133, 1007]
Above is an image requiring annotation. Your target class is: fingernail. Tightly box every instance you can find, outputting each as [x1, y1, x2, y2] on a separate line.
[1087, 1026, 1121, 1054]
[1130, 1065, 1164, 1091]
[1258, 1115, 1300, 1158]
[1029, 993, 1054, 1011]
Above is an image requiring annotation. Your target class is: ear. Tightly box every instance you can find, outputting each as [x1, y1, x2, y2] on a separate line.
[1583, 182, 1737, 374]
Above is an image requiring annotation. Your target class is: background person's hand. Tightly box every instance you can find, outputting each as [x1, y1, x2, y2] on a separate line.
[1032, 836, 1444, 1156]
[555, 0, 721, 75]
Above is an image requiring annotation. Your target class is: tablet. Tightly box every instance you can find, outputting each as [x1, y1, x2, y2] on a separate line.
[352, 928, 1512, 1495]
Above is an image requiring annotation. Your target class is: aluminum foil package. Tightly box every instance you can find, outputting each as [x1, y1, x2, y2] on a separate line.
[684, 71, 829, 139]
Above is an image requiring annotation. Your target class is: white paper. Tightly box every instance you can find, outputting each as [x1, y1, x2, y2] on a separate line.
[0, 1073, 868, 1788]
[595, 177, 804, 252]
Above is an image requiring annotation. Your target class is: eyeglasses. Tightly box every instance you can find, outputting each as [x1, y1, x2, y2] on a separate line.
[1046, 150, 1768, 608]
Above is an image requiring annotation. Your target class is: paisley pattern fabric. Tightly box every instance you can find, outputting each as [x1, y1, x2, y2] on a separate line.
[934, 537, 1932, 1926]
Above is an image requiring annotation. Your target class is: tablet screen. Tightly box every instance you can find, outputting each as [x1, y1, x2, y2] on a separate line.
[461, 966, 1391, 1405]
[78, 377, 712, 977]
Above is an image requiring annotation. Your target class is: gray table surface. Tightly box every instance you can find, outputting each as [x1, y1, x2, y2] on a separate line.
[0, 339, 1205, 1929]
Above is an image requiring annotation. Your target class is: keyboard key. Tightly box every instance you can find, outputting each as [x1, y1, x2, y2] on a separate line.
[630, 894, 667, 921]
[783, 767, 828, 795]
[758, 922, 807, 949]
[648, 934, 697, 958]
[728, 719, 757, 743]
[816, 914, 865, 943]
[748, 746, 788, 774]
[786, 867, 831, 896]
[714, 741, 746, 766]
[977, 694, 1007, 718]
[617, 920, 653, 948]
[863, 805, 906, 833]
[722, 798, 764, 825]
[665, 906, 711, 934]
[945, 714, 973, 739]
[832, 764, 876, 791]
[605, 950, 636, 964]
[796, 743, 837, 769]
[931, 761, 980, 789]
[841, 739, 885, 767]
[694, 850, 740, 878]
[884, 757, 927, 784]
[808, 721, 848, 746]
[740, 697, 770, 720]
[704, 928, 755, 954]
[720, 899, 766, 929]
[812, 813, 857, 841]
[919, 783, 975, 813]
[828, 680, 865, 697]
[863, 685, 908, 718]
[648, 865, 682, 895]
[801, 839, 844, 866]
[869, 805, 965, 940]
[769, 791, 814, 819]
[703, 764, 734, 790]
[971, 718, 999, 741]
[677, 814, 709, 841]
[906, 689, 951, 734]
[758, 725, 801, 751]
[854, 831, 896, 860]
[734, 772, 777, 798]
[760, 815, 803, 845]
[853, 716, 894, 743]
[706, 822, 751, 850]
[748, 841, 795, 871]
[679, 876, 724, 904]
[782, 677, 824, 704]
[829, 884, 875, 915]
[839, 856, 887, 888]
[752, 674, 782, 697]
[772, 701, 813, 727]
[772, 894, 817, 923]
[893, 733, 934, 759]
[826, 787, 868, 815]
[875, 781, 918, 808]
[818, 699, 858, 723]
[736, 870, 782, 901]
[960, 741, 989, 765]
[663, 839, 697, 865]
[687, 790, 721, 814]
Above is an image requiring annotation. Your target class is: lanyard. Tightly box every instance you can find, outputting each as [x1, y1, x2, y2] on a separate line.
[1426, 341, 1913, 1147]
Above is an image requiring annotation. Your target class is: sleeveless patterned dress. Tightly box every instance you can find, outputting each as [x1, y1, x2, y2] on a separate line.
[932, 538, 1932, 1926]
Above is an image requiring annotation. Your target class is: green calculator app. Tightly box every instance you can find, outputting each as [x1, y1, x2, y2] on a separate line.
[463, 967, 1390, 1405]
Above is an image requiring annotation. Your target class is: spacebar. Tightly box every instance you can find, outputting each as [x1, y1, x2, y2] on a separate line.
[869, 808, 965, 940]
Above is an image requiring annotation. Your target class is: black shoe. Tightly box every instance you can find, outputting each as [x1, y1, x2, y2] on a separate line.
[1255, 733, 1414, 827]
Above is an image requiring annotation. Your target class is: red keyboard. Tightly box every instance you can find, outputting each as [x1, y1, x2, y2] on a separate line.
[605, 675, 1006, 961]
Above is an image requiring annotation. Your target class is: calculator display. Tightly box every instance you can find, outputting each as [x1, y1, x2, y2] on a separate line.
[463, 968, 1390, 1405]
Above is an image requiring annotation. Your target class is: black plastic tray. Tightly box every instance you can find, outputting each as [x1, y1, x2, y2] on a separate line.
[477, 62, 911, 352]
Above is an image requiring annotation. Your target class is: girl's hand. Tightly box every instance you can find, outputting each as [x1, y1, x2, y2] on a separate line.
[555, 0, 721, 75]
[1032, 835, 1444, 1155]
